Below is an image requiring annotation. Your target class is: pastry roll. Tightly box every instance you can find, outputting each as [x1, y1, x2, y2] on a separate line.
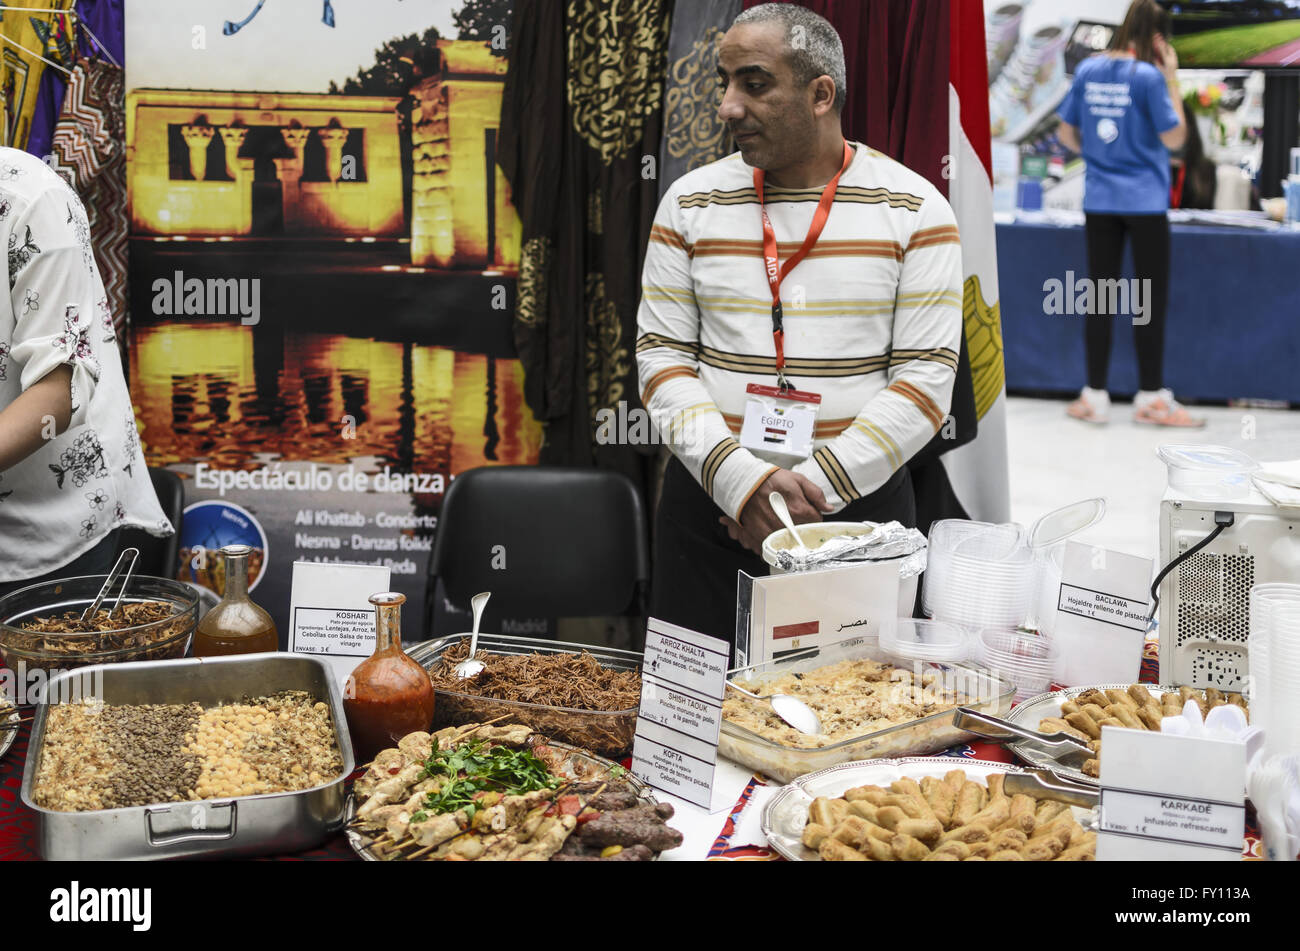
[831, 815, 875, 850]
[1054, 844, 1095, 861]
[820, 838, 868, 861]
[1081, 703, 1111, 724]
[1039, 716, 1090, 742]
[923, 778, 956, 828]
[951, 781, 985, 827]
[922, 850, 960, 861]
[809, 797, 839, 827]
[896, 817, 943, 844]
[890, 832, 931, 861]
[874, 806, 909, 831]
[1136, 704, 1163, 731]
[989, 828, 1029, 852]
[991, 849, 1025, 861]
[1003, 794, 1037, 835]
[930, 840, 971, 860]
[847, 799, 880, 824]
[1065, 711, 1102, 740]
[1105, 704, 1144, 730]
[1034, 800, 1069, 827]
[943, 769, 967, 794]
[862, 835, 895, 861]
[1105, 688, 1138, 708]
[801, 822, 831, 849]
[1127, 684, 1154, 706]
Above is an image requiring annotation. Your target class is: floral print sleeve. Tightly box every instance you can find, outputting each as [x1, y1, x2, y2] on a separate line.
[0, 148, 172, 584]
[6, 180, 104, 426]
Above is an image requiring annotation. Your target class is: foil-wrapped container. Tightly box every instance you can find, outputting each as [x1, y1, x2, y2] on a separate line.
[773, 520, 928, 577]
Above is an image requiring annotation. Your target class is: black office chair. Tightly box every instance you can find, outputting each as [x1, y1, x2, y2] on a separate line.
[117, 468, 184, 578]
[426, 466, 649, 639]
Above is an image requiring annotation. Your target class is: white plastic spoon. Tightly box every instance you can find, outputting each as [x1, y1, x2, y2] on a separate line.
[769, 491, 808, 552]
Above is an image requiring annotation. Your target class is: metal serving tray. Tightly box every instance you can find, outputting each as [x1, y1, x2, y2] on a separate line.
[21, 654, 354, 861]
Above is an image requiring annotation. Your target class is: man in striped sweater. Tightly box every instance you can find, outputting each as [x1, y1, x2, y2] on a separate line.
[638, 3, 963, 641]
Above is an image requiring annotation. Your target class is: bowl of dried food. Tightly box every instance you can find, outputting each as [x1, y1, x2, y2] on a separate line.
[410, 634, 642, 759]
[0, 574, 199, 677]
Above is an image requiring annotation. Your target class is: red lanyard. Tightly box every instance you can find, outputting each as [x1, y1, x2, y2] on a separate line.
[754, 140, 853, 388]
[1171, 163, 1186, 209]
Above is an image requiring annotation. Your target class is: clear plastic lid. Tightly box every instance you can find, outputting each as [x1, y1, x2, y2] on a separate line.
[879, 618, 971, 663]
[1156, 445, 1259, 473]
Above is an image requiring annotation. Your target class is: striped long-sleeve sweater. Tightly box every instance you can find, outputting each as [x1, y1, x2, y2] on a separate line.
[636, 141, 964, 521]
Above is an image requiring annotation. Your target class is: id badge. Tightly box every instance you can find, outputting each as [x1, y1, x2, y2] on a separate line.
[739, 383, 821, 464]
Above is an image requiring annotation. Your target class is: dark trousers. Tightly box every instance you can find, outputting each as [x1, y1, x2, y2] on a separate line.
[650, 458, 915, 645]
[1083, 212, 1170, 393]
[0, 530, 122, 599]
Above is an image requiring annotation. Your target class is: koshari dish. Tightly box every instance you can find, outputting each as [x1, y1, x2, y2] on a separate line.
[350, 722, 683, 861]
[33, 690, 343, 811]
[803, 769, 1095, 861]
[722, 658, 961, 749]
[1038, 683, 1249, 778]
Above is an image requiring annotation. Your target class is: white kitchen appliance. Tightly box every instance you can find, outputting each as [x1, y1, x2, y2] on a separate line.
[1158, 487, 1300, 689]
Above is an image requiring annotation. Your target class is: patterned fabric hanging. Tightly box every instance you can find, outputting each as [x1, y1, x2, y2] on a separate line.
[49, 60, 127, 336]
[499, 0, 670, 483]
[657, 0, 740, 200]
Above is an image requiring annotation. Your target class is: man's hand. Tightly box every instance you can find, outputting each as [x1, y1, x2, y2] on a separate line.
[719, 469, 833, 554]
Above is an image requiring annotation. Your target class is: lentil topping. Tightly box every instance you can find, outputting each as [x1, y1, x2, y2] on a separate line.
[33, 690, 343, 811]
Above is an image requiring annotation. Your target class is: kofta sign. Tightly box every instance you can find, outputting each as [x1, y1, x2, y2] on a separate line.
[632, 618, 729, 811]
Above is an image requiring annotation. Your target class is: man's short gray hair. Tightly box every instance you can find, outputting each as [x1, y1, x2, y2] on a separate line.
[733, 3, 847, 113]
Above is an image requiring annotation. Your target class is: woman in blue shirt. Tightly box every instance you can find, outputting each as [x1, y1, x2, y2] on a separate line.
[1056, 0, 1201, 427]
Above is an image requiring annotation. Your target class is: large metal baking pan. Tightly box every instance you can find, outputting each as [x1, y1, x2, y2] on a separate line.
[408, 634, 641, 758]
[21, 654, 354, 861]
[720, 637, 1015, 784]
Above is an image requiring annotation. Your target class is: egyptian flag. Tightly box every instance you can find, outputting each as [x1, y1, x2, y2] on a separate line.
[942, 0, 1010, 524]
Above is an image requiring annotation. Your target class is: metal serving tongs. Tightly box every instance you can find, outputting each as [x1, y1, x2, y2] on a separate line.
[80, 547, 140, 623]
[1001, 768, 1099, 809]
[951, 706, 1093, 771]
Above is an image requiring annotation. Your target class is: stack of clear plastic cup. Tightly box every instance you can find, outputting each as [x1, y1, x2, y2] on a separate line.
[1251, 584, 1300, 759]
[923, 520, 1034, 630]
[978, 628, 1060, 702]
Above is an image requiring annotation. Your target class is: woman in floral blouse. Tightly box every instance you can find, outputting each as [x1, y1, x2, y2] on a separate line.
[0, 147, 171, 596]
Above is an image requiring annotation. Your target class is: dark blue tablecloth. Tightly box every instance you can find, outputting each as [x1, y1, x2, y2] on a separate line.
[996, 219, 1300, 403]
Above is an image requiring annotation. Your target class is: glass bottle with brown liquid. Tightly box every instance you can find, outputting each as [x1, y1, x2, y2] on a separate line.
[344, 592, 436, 763]
[193, 545, 279, 656]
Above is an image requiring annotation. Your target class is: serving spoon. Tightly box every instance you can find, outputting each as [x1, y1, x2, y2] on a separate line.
[454, 591, 492, 678]
[726, 680, 822, 736]
[769, 491, 808, 552]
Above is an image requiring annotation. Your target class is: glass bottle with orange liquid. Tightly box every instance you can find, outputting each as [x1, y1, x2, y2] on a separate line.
[344, 591, 436, 763]
[192, 544, 279, 656]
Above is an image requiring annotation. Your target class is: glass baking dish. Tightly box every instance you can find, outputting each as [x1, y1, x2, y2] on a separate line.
[721, 636, 1015, 783]
[406, 634, 641, 759]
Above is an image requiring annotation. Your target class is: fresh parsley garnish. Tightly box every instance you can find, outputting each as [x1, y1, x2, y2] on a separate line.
[416, 739, 559, 820]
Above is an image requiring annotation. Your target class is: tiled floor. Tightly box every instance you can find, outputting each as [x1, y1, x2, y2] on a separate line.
[1006, 395, 1300, 563]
